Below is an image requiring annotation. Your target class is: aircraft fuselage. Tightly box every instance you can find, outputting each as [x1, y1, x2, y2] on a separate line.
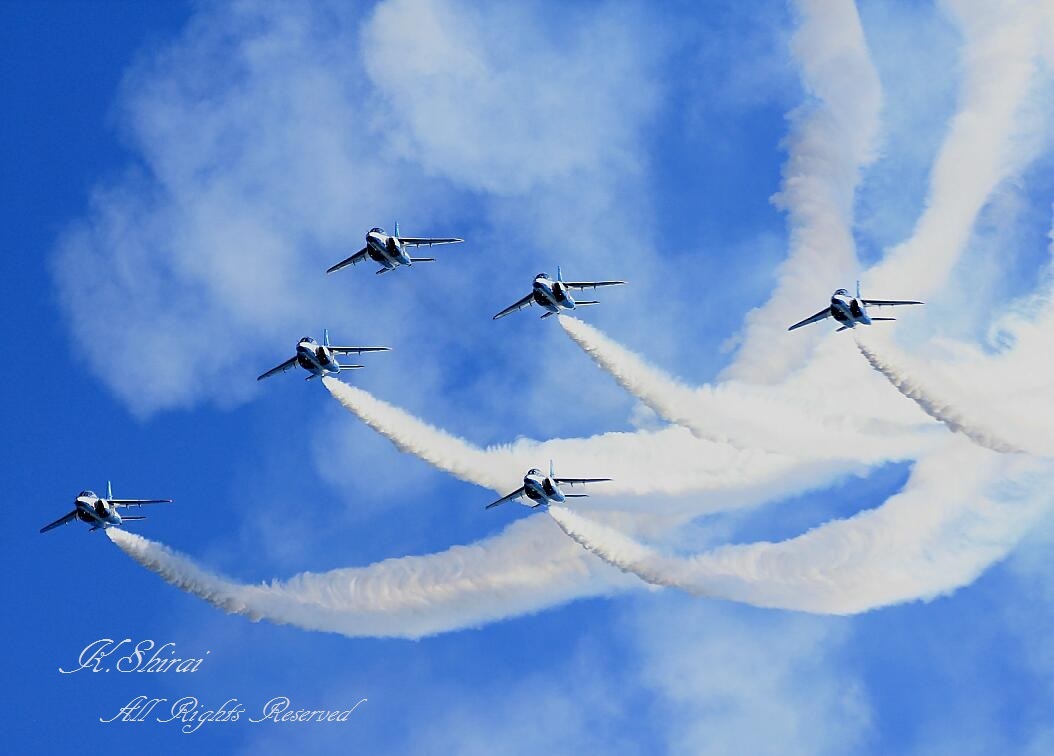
[522, 472, 565, 506]
[75, 495, 122, 530]
[295, 339, 338, 378]
[532, 275, 575, 315]
[365, 230, 411, 270]
[829, 290, 871, 329]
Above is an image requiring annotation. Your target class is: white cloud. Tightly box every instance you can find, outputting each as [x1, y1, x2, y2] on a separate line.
[53, 0, 669, 416]
[627, 599, 870, 756]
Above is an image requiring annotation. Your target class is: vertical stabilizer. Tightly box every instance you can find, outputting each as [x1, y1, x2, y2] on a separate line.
[107, 481, 113, 500]
[556, 265, 563, 282]
[549, 459, 555, 478]
[394, 221, 400, 238]
[323, 328, 331, 347]
[856, 280, 862, 299]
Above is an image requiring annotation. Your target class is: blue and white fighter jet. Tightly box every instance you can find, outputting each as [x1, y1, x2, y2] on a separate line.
[788, 282, 923, 332]
[493, 266, 625, 320]
[485, 461, 610, 509]
[326, 223, 463, 276]
[40, 482, 172, 534]
[258, 330, 389, 382]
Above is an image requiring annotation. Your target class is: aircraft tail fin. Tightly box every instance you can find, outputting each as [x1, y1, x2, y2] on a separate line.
[540, 311, 556, 319]
[556, 265, 563, 282]
[376, 267, 392, 275]
[836, 326, 850, 333]
[323, 328, 330, 348]
[409, 257, 435, 263]
[549, 459, 555, 478]
[856, 280, 861, 299]
[394, 221, 400, 238]
[107, 481, 113, 501]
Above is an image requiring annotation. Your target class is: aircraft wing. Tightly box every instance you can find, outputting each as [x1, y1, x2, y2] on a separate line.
[111, 499, 173, 508]
[328, 346, 391, 355]
[326, 247, 369, 274]
[787, 308, 832, 331]
[554, 477, 611, 486]
[40, 510, 78, 533]
[397, 237, 463, 247]
[485, 487, 526, 509]
[493, 292, 534, 320]
[563, 280, 626, 291]
[257, 356, 298, 381]
[861, 298, 924, 307]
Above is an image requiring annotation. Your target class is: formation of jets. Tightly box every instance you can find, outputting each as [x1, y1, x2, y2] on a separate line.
[788, 282, 923, 332]
[40, 482, 171, 534]
[45, 223, 926, 535]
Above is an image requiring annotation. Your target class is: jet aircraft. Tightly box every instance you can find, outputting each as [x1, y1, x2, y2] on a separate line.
[326, 223, 463, 275]
[485, 461, 610, 509]
[258, 330, 389, 382]
[493, 266, 625, 320]
[40, 482, 172, 534]
[788, 282, 923, 332]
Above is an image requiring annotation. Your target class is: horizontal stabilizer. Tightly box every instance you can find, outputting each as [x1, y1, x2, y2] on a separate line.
[121, 516, 147, 522]
[574, 301, 599, 306]
[563, 494, 589, 498]
[338, 365, 365, 370]
[870, 317, 896, 322]
[836, 326, 850, 332]
[540, 311, 555, 319]
[409, 257, 435, 263]
[375, 267, 393, 275]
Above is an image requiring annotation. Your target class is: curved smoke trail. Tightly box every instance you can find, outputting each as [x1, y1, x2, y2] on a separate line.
[856, 337, 1027, 455]
[722, 0, 883, 383]
[107, 514, 636, 639]
[557, 315, 933, 460]
[322, 376, 858, 507]
[549, 441, 1052, 614]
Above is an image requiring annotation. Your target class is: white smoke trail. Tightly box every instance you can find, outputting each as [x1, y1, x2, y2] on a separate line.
[107, 515, 638, 639]
[550, 440, 1053, 613]
[558, 315, 935, 461]
[323, 376, 835, 502]
[864, 0, 1048, 297]
[855, 336, 1027, 454]
[723, 0, 883, 383]
[729, 0, 1049, 384]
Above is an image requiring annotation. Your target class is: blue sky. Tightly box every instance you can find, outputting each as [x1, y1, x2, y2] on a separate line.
[5, 0, 1054, 753]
